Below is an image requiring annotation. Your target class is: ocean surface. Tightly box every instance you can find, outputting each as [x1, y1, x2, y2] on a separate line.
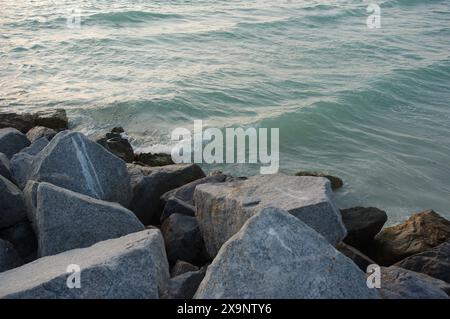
[1, 0, 449, 224]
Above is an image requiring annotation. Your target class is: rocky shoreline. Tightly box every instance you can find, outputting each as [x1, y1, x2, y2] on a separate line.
[0, 110, 449, 299]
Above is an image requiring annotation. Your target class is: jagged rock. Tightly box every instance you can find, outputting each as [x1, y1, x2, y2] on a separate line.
[0, 109, 68, 134]
[336, 242, 376, 271]
[161, 214, 206, 265]
[28, 131, 133, 207]
[373, 210, 450, 265]
[111, 127, 124, 134]
[171, 260, 199, 277]
[23, 180, 39, 231]
[0, 239, 23, 272]
[0, 230, 170, 299]
[395, 241, 450, 284]
[10, 138, 49, 189]
[128, 163, 205, 225]
[166, 268, 206, 299]
[26, 126, 56, 143]
[96, 134, 134, 163]
[36, 182, 144, 257]
[380, 266, 449, 299]
[194, 207, 378, 299]
[0, 175, 27, 229]
[341, 207, 387, 251]
[194, 174, 346, 258]
[134, 152, 174, 167]
[160, 197, 196, 223]
[0, 128, 30, 159]
[295, 171, 343, 190]
[0, 221, 37, 262]
[0, 153, 12, 181]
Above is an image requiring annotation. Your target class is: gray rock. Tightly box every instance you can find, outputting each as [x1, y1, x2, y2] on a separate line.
[171, 260, 199, 277]
[0, 229, 170, 299]
[0, 153, 12, 181]
[0, 221, 37, 262]
[26, 126, 56, 143]
[128, 163, 205, 225]
[194, 174, 346, 258]
[0, 239, 23, 272]
[28, 131, 133, 207]
[395, 241, 450, 284]
[160, 197, 196, 223]
[0, 128, 30, 159]
[295, 171, 343, 190]
[341, 207, 387, 252]
[23, 180, 39, 231]
[336, 242, 376, 271]
[194, 207, 378, 299]
[0, 175, 27, 229]
[161, 213, 206, 265]
[167, 268, 206, 299]
[380, 266, 449, 299]
[36, 182, 144, 257]
[10, 137, 50, 189]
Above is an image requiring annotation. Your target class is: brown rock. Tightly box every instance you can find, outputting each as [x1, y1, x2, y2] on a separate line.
[373, 210, 450, 265]
[295, 171, 343, 190]
[134, 152, 174, 167]
[0, 109, 68, 133]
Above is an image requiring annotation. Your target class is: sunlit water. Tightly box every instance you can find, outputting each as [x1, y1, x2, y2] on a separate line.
[1, 0, 449, 224]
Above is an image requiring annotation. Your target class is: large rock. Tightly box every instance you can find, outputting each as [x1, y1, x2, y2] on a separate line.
[194, 174, 346, 258]
[166, 268, 206, 299]
[0, 221, 37, 262]
[380, 266, 449, 299]
[28, 131, 133, 207]
[0, 175, 27, 229]
[295, 171, 343, 190]
[194, 207, 378, 299]
[10, 137, 49, 189]
[128, 163, 205, 225]
[0, 128, 30, 159]
[160, 174, 226, 223]
[36, 182, 144, 257]
[0, 239, 23, 272]
[395, 241, 450, 284]
[341, 207, 387, 251]
[0, 153, 12, 181]
[134, 152, 174, 167]
[161, 213, 206, 265]
[26, 126, 56, 143]
[0, 230, 170, 299]
[373, 210, 450, 265]
[0, 109, 68, 133]
[96, 132, 134, 163]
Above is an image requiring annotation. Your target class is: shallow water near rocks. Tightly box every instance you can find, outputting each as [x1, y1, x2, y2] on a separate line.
[1, 0, 449, 224]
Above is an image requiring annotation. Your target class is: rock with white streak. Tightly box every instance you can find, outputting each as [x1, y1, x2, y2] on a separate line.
[194, 174, 346, 257]
[28, 131, 132, 207]
[194, 207, 378, 299]
[36, 182, 144, 257]
[0, 230, 169, 299]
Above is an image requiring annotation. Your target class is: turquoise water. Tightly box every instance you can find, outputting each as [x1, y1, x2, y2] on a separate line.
[1, 0, 449, 223]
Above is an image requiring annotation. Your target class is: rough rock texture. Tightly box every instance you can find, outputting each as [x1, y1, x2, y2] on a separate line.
[161, 213, 206, 265]
[36, 182, 144, 257]
[0, 175, 27, 229]
[341, 207, 387, 251]
[134, 152, 174, 167]
[10, 137, 49, 189]
[0, 230, 170, 299]
[23, 180, 39, 231]
[128, 163, 205, 225]
[161, 197, 196, 223]
[194, 207, 378, 299]
[28, 131, 133, 207]
[373, 210, 450, 265]
[0, 128, 30, 159]
[336, 242, 376, 271]
[96, 133, 134, 163]
[0, 239, 23, 272]
[295, 171, 343, 190]
[194, 174, 346, 258]
[380, 266, 449, 299]
[171, 260, 199, 277]
[0, 221, 37, 262]
[395, 241, 450, 284]
[0, 153, 12, 181]
[166, 268, 206, 299]
[26, 126, 56, 143]
[0, 110, 68, 133]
